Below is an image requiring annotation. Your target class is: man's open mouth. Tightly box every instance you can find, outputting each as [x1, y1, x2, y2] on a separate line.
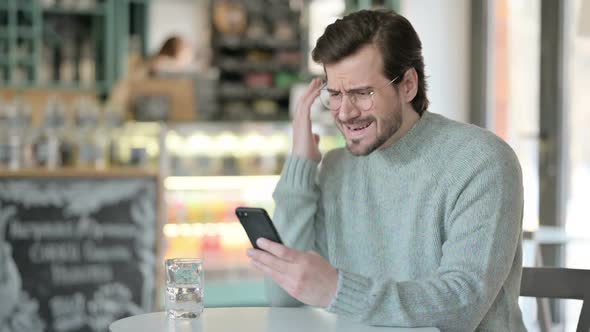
[346, 122, 372, 131]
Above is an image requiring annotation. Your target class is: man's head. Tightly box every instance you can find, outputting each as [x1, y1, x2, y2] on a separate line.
[312, 10, 428, 156]
[157, 36, 193, 67]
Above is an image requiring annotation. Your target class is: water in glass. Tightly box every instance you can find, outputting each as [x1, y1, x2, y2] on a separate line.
[165, 282, 203, 319]
[165, 258, 204, 319]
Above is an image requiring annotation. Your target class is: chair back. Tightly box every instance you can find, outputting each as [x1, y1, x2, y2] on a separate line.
[520, 267, 590, 332]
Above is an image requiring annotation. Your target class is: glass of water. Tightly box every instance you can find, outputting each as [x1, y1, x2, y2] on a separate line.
[165, 258, 204, 319]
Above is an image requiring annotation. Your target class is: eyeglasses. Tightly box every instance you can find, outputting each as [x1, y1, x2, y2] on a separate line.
[319, 76, 400, 111]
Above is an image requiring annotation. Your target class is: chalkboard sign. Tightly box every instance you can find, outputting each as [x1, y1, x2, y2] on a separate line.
[0, 172, 159, 332]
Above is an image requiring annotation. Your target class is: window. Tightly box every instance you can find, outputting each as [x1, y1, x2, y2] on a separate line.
[489, 0, 541, 231]
[563, 0, 590, 327]
[307, 0, 345, 75]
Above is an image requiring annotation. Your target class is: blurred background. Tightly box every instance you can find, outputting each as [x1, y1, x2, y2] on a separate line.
[0, 0, 588, 331]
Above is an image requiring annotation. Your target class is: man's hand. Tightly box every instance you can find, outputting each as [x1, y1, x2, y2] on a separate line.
[247, 238, 338, 308]
[292, 78, 323, 163]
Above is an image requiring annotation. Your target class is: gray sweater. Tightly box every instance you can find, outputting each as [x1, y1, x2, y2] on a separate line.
[268, 112, 527, 332]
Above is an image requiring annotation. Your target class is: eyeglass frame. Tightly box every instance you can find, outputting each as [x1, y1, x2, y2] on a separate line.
[319, 75, 401, 111]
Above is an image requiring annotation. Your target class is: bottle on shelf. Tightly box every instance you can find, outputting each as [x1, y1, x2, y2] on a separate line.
[33, 97, 68, 169]
[212, 0, 248, 37]
[13, 65, 26, 85]
[73, 98, 106, 169]
[103, 103, 125, 168]
[112, 122, 159, 169]
[13, 97, 35, 169]
[78, 42, 96, 87]
[0, 99, 28, 170]
[245, 14, 268, 40]
[59, 41, 76, 84]
[40, 45, 55, 84]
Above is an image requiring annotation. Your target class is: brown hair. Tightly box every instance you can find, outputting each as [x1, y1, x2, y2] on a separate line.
[312, 9, 429, 114]
[157, 36, 184, 57]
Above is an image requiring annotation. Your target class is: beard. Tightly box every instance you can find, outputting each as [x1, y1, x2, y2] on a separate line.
[343, 110, 403, 156]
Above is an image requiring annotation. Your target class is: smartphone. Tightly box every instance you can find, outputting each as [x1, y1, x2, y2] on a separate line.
[235, 207, 283, 249]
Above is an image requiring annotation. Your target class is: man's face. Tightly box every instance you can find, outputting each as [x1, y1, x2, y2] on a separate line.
[325, 45, 403, 156]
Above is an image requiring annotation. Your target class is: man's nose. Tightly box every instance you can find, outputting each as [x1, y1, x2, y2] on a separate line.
[337, 96, 361, 122]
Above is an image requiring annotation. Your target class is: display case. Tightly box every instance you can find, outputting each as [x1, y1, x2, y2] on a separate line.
[154, 121, 344, 307]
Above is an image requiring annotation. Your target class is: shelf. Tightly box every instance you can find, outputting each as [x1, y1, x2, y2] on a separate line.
[218, 59, 300, 73]
[0, 167, 159, 178]
[42, 5, 106, 16]
[0, 81, 105, 92]
[219, 84, 290, 100]
[47, 81, 111, 93]
[215, 36, 299, 50]
[212, 3, 303, 122]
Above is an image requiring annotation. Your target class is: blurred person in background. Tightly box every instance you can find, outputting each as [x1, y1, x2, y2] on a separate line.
[247, 9, 526, 332]
[109, 35, 194, 111]
[143, 35, 194, 75]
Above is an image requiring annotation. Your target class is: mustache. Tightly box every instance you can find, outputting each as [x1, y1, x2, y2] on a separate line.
[339, 116, 375, 126]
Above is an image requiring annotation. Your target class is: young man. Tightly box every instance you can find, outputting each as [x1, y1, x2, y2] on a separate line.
[247, 9, 526, 332]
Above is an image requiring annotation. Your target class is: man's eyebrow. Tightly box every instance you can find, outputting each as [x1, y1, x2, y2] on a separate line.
[347, 86, 372, 93]
[326, 85, 372, 93]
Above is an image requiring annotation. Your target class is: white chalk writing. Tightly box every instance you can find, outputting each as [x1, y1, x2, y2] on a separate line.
[29, 242, 81, 263]
[51, 264, 113, 286]
[8, 218, 139, 241]
[10, 220, 76, 240]
[49, 293, 87, 332]
[0, 180, 147, 216]
[82, 241, 132, 262]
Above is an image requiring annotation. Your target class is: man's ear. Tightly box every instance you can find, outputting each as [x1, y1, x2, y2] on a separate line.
[400, 68, 418, 104]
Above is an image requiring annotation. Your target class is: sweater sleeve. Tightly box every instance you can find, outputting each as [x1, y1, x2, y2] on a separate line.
[264, 155, 328, 306]
[326, 144, 524, 331]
